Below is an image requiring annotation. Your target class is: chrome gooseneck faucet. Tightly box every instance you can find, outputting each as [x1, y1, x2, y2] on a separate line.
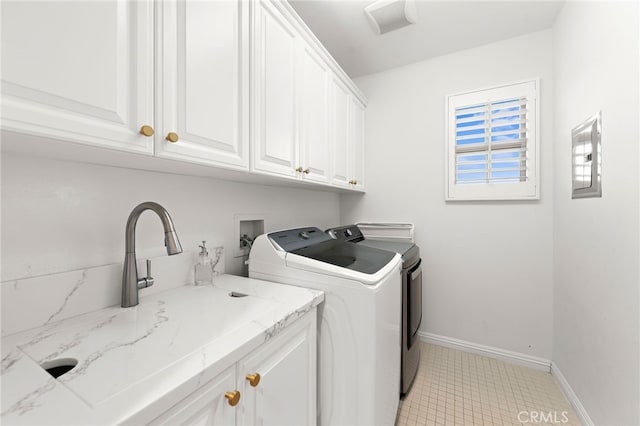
[122, 202, 182, 307]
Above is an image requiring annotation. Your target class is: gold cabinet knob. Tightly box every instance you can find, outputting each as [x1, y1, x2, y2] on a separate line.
[246, 373, 261, 387]
[166, 132, 179, 143]
[139, 125, 154, 137]
[295, 166, 303, 173]
[225, 390, 240, 406]
[303, 168, 310, 174]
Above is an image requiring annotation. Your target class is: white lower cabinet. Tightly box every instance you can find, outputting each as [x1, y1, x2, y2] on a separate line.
[150, 366, 237, 426]
[237, 311, 317, 425]
[150, 310, 316, 426]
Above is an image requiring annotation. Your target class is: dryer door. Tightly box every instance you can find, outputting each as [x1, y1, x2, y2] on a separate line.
[407, 260, 423, 346]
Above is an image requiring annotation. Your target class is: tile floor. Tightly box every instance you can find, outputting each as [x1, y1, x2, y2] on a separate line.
[396, 343, 580, 426]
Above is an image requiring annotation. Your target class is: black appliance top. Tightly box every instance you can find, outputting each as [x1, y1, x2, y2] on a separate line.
[326, 224, 417, 257]
[268, 227, 396, 275]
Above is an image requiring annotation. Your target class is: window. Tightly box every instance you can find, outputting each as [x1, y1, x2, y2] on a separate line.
[446, 80, 539, 200]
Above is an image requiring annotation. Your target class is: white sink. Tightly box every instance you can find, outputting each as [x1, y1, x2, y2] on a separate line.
[18, 285, 278, 406]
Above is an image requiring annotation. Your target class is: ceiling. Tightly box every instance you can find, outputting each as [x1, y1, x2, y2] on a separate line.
[289, 0, 565, 78]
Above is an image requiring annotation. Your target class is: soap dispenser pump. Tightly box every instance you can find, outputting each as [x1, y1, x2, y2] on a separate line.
[195, 241, 214, 285]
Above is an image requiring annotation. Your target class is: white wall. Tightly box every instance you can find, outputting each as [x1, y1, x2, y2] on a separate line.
[341, 30, 554, 359]
[552, 2, 640, 424]
[1, 151, 340, 281]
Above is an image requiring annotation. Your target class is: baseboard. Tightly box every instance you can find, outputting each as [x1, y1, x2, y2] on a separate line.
[551, 362, 594, 426]
[418, 331, 552, 372]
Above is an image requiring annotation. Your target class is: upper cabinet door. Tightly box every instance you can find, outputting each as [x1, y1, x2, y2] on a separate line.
[1, 1, 154, 154]
[251, 0, 299, 178]
[330, 77, 352, 188]
[298, 44, 330, 184]
[156, 0, 249, 170]
[350, 97, 366, 191]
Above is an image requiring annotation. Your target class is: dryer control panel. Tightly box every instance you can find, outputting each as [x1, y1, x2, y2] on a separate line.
[326, 224, 365, 242]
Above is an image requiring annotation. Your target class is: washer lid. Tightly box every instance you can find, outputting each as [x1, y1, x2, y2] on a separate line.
[268, 227, 396, 275]
[291, 239, 396, 275]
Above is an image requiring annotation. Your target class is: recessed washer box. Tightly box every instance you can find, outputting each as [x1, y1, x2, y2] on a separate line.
[234, 214, 265, 258]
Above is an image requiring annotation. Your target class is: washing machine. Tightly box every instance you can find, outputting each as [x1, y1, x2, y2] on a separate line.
[326, 224, 422, 396]
[249, 227, 402, 426]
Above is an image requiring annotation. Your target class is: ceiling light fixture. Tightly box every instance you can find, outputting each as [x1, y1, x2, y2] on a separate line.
[364, 0, 417, 35]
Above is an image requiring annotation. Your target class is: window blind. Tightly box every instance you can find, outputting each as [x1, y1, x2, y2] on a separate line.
[446, 79, 539, 201]
[455, 97, 529, 184]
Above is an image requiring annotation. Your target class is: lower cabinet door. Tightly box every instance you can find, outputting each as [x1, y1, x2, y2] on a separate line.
[150, 366, 237, 426]
[237, 312, 317, 426]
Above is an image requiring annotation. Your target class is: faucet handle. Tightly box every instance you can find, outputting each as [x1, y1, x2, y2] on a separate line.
[137, 259, 154, 289]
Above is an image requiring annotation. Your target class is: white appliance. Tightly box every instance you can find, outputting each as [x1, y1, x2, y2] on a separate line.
[326, 223, 422, 396]
[249, 227, 402, 426]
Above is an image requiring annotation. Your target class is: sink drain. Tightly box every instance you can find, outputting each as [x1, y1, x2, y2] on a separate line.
[40, 358, 78, 379]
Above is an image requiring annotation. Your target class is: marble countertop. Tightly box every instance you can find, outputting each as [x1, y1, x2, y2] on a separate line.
[1, 275, 323, 425]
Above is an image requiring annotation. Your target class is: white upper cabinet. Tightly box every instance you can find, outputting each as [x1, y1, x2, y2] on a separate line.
[349, 96, 366, 191]
[298, 43, 331, 184]
[156, 0, 249, 170]
[1, 1, 154, 154]
[330, 76, 353, 188]
[251, 0, 357, 188]
[2, 0, 249, 170]
[330, 77, 365, 191]
[2, 0, 365, 191]
[251, 0, 299, 178]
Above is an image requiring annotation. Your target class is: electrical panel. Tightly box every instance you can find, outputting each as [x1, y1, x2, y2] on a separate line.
[572, 112, 602, 199]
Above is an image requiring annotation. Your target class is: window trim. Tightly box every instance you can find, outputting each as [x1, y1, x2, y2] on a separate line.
[445, 79, 540, 201]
